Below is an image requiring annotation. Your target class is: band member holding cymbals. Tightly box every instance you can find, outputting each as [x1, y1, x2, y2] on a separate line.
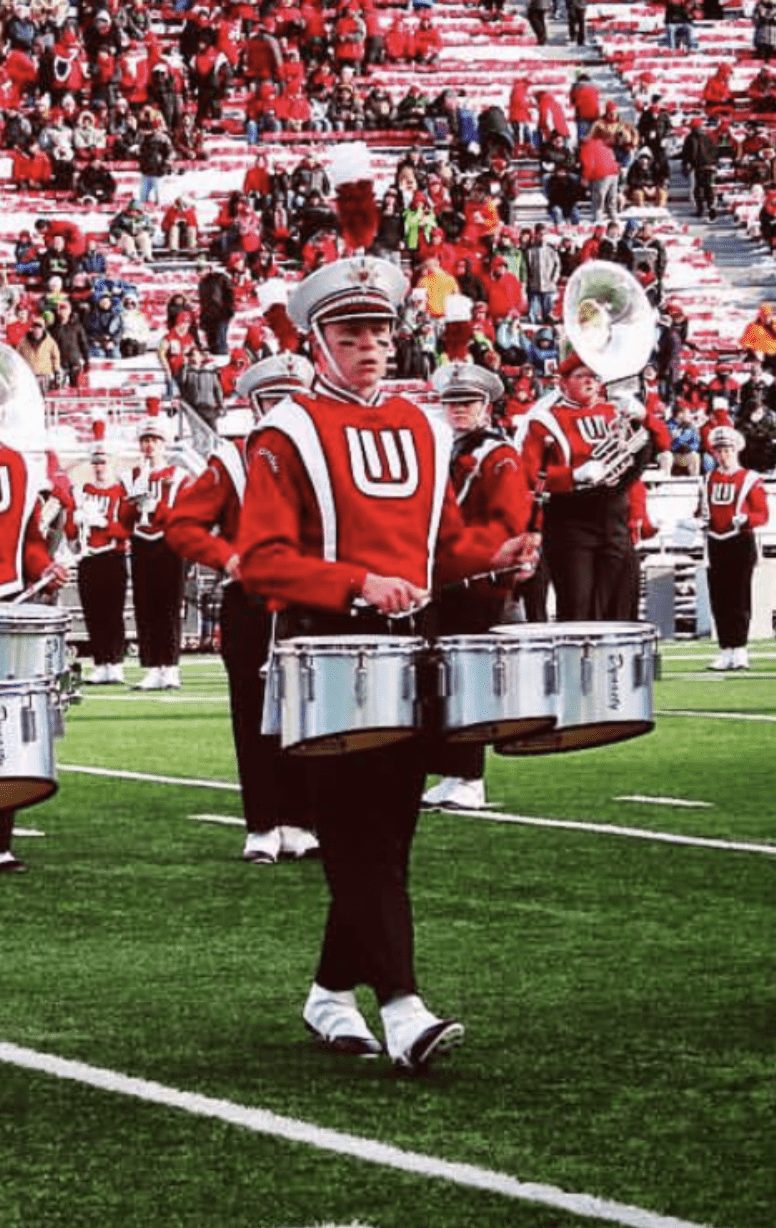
[422, 359, 534, 813]
[166, 352, 319, 864]
[236, 249, 539, 1072]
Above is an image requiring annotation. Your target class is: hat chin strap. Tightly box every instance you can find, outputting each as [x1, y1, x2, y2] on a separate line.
[312, 320, 348, 389]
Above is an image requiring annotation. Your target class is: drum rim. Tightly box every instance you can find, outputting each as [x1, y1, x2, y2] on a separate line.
[435, 632, 557, 648]
[491, 622, 658, 644]
[0, 609, 70, 630]
[277, 635, 426, 652]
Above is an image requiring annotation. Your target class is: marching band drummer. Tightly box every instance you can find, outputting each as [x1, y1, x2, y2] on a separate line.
[236, 255, 539, 1073]
[0, 366, 68, 874]
[65, 420, 129, 685]
[702, 426, 769, 672]
[422, 361, 534, 813]
[521, 353, 651, 621]
[119, 399, 190, 692]
[165, 354, 320, 865]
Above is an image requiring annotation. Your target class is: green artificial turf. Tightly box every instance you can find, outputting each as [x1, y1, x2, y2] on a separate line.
[0, 646, 774, 1228]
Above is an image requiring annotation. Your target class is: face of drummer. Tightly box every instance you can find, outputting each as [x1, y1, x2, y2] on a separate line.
[139, 432, 166, 466]
[560, 365, 602, 408]
[443, 395, 489, 434]
[317, 319, 392, 399]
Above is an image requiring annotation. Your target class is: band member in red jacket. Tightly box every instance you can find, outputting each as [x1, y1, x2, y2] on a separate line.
[521, 352, 650, 620]
[165, 354, 319, 865]
[237, 255, 537, 1072]
[120, 400, 189, 690]
[422, 361, 533, 812]
[702, 426, 769, 671]
[0, 386, 68, 871]
[66, 420, 128, 684]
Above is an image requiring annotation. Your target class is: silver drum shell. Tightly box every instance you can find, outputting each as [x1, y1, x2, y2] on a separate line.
[0, 680, 58, 809]
[0, 606, 70, 680]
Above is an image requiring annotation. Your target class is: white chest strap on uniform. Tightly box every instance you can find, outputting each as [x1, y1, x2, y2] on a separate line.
[455, 436, 510, 507]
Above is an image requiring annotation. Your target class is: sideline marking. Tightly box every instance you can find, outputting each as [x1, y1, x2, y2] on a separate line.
[60, 764, 773, 856]
[431, 809, 776, 858]
[59, 764, 239, 792]
[658, 709, 776, 724]
[15, 827, 45, 838]
[78, 694, 228, 704]
[0, 1042, 712, 1228]
[614, 796, 712, 809]
[189, 813, 243, 827]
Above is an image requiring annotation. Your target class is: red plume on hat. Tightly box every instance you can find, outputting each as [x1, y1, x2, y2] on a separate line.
[89, 416, 108, 458]
[146, 396, 162, 415]
[329, 143, 379, 254]
[257, 278, 300, 353]
[441, 294, 474, 361]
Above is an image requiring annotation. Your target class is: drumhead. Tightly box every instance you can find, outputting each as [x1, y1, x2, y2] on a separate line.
[0, 606, 70, 634]
[0, 776, 57, 809]
[496, 719, 655, 756]
[285, 727, 420, 756]
[491, 621, 658, 645]
[277, 635, 425, 656]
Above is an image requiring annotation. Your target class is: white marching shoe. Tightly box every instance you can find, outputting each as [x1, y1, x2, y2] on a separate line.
[380, 994, 464, 1073]
[731, 647, 749, 670]
[107, 663, 125, 684]
[135, 667, 165, 691]
[161, 665, 181, 689]
[303, 983, 383, 1057]
[86, 664, 110, 685]
[242, 828, 281, 864]
[421, 777, 456, 808]
[437, 777, 487, 811]
[708, 650, 733, 672]
[279, 826, 320, 859]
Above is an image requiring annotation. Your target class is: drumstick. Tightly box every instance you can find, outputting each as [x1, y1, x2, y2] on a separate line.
[11, 569, 56, 605]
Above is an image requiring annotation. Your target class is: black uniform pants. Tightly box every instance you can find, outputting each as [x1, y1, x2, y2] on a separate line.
[279, 608, 429, 1003]
[78, 551, 127, 665]
[708, 534, 757, 648]
[544, 493, 636, 621]
[130, 537, 185, 667]
[219, 583, 310, 833]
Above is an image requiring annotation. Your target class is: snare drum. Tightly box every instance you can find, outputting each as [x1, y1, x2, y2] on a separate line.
[272, 635, 424, 756]
[430, 633, 557, 744]
[0, 605, 69, 681]
[0, 680, 58, 809]
[492, 621, 658, 755]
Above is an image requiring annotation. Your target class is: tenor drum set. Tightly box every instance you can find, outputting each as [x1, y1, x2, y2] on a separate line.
[0, 605, 78, 809]
[263, 621, 659, 760]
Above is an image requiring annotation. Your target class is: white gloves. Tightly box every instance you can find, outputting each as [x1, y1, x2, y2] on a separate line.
[573, 459, 607, 488]
[732, 512, 748, 529]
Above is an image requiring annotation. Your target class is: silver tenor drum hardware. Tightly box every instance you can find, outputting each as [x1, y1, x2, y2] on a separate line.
[492, 621, 659, 755]
[269, 635, 425, 756]
[429, 632, 557, 745]
[0, 605, 69, 680]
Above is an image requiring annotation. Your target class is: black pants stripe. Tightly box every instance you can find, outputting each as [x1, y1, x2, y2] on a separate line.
[130, 537, 185, 667]
[78, 551, 127, 665]
[708, 534, 757, 648]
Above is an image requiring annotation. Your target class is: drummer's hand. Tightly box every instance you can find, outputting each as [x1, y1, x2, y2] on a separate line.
[44, 562, 70, 591]
[224, 553, 242, 581]
[491, 532, 542, 578]
[361, 573, 429, 615]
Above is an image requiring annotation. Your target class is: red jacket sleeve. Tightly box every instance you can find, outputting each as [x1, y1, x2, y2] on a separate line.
[165, 460, 238, 572]
[521, 417, 574, 494]
[23, 506, 53, 582]
[745, 479, 769, 530]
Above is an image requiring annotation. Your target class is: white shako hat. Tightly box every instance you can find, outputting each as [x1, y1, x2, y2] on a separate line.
[431, 361, 504, 405]
[235, 351, 315, 401]
[709, 425, 744, 452]
[136, 395, 173, 443]
[287, 256, 408, 333]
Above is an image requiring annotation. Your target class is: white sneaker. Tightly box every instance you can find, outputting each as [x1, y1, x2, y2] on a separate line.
[440, 778, 487, 811]
[708, 650, 733, 672]
[135, 667, 164, 690]
[731, 647, 749, 670]
[242, 828, 281, 864]
[279, 826, 320, 859]
[86, 665, 109, 685]
[421, 777, 456, 808]
[161, 665, 181, 689]
[303, 983, 383, 1057]
[107, 663, 125, 684]
[380, 994, 464, 1072]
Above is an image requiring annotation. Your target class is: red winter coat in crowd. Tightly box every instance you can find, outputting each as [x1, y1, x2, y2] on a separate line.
[508, 78, 533, 124]
[579, 136, 619, 181]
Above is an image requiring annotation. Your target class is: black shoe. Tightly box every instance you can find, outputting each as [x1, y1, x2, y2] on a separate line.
[406, 1020, 465, 1072]
[708, 207, 717, 221]
[0, 853, 27, 873]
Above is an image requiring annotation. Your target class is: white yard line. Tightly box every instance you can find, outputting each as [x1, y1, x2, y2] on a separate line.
[661, 651, 776, 662]
[614, 796, 712, 809]
[0, 1042, 713, 1228]
[15, 827, 45, 838]
[59, 764, 774, 856]
[434, 809, 776, 858]
[77, 694, 228, 704]
[189, 813, 243, 827]
[658, 709, 776, 723]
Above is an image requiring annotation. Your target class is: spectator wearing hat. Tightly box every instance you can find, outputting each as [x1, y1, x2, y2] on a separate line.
[120, 403, 189, 691]
[422, 361, 534, 813]
[636, 97, 672, 181]
[119, 293, 151, 358]
[521, 353, 650, 619]
[702, 63, 735, 112]
[109, 200, 154, 263]
[702, 427, 769, 670]
[73, 155, 116, 205]
[739, 304, 776, 370]
[158, 310, 198, 395]
[484, 255, 528, 325]
[17, 314, 61, 391]
[590, 102, 640, 170]
[66, 423, 129, 686]
[167, 352, 319, 866]
[84, 291, 122, 359]
[147, 61, 181, 133]
[236, 249, 535, 1071]
[749, 63, 776, 111]
[177, 347, 225, 428]
[681, 117, 718, 219]
[656, 301, 692, 403]
[50, 298, 89, 387]
[625, 150, 668, 208]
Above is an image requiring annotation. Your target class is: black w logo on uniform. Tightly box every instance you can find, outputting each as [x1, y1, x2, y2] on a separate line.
[576, 416, 610, 445]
